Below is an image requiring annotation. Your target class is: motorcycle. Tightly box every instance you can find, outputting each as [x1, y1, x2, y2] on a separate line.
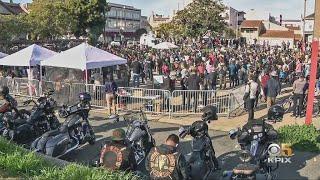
[223, 120, 279, 180]
[31, 94, 96, 158]
[123, 110, 155, 165]
[0, 94, 30, 134]
[178, 114, 218, 180]
[2, 90, 59, 144]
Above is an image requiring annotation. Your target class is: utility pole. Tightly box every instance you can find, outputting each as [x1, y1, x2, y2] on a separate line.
[305, 0, 320, 125]
[303, 0, 307, 44]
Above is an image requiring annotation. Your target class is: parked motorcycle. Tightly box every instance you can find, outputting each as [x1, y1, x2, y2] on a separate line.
[31, 92, 96, 158]
[123, 109, 155, 165]
[223, 120, 279, 180]
[0, 93, 30, 134]
[178, 105, 219, 180]
[2, 90, 59, 144]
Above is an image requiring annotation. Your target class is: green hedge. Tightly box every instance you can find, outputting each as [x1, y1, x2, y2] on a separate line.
[0, 138, 138, 180]
[278, 124, 320, 152]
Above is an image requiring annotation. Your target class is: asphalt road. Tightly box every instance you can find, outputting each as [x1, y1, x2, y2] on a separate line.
[55, 111, 319, 180]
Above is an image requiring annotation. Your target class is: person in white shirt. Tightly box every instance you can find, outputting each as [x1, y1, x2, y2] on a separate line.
[244, 74, 259, 120]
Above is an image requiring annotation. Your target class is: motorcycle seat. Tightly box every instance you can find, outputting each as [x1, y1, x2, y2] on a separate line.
[12, 118, 27, 126]
[233, 164, 258, 175]
[43, 129, 60, 137]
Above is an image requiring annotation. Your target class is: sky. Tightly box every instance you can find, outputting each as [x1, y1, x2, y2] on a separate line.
[3, 0, 316, 20]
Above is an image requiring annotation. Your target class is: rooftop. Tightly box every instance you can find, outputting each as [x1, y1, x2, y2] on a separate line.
[240, 20, 263, 28]
[108, 2, 140, 11]
[0, 1, 25, 15]
[285, 25, 301, 31]
[305, 13, 314, 20]
[260, 30, 295, 39]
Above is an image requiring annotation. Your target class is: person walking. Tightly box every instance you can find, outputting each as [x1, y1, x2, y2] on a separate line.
[266, 71, 281, 108]
[244, 74, 258, 120]
[292, 73, 307, 118]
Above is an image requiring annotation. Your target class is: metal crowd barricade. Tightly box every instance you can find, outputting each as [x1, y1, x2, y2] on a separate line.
[0, 77, 15, 94]
[117, 87, 170, 114]
[42, 81, 71, 106]
[86, 84, 106, 107]
[170, 90, 231, 116]
[69, 83, 86, 105]
[14, 78, 40, 97]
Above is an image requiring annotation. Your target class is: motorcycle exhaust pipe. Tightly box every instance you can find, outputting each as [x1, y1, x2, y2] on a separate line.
[56, 136, 79, 159]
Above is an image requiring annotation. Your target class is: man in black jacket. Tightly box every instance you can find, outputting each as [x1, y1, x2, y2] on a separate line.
[146, 134, 191, 180]
[131, 59, 143, 87]
[186, 68, 202, 112]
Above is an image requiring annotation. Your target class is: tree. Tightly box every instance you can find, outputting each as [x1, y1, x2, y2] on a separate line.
[67, 0, 109, 44]
[0, 14, 29, 42]
[26, 0, 75, 40]
[163, 0, 226, 38]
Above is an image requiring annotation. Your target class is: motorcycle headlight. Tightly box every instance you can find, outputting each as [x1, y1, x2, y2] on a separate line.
[258, 133, 263, 138]
[239, 150, 252, 163]
[253, 135, 258, 139]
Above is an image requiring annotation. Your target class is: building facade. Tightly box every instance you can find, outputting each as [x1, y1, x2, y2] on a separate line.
[105, 3, 143, 42]
[148, 12, 171, 29]
[222, 6, 245, 31]
[304, 13, 314, 42]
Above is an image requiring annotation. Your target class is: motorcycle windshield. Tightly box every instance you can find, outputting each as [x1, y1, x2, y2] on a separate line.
[250, 140, 259, 157]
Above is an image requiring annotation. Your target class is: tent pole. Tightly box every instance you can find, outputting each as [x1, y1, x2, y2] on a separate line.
[39, 64, 42, 96]
[85, 69, 88, 92]
[28, 65, 33, 98]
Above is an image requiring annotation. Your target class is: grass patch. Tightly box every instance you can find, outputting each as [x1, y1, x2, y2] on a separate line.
[278, 124, 320, 152]
[0, 138, 138, 179]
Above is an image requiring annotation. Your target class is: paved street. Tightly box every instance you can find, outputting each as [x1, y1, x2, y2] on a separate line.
[55, 110, 320, 180]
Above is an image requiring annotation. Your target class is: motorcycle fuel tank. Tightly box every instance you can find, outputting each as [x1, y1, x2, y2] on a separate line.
[63, 114, 82, 128]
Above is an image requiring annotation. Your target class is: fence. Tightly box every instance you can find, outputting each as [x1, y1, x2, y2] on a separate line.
[0, 77, 242, 117]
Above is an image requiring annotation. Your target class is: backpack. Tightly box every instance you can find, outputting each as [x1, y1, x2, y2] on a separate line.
[147, 147, 177, 179]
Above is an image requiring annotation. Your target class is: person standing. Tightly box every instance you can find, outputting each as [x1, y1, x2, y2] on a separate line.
[292, 74, 307, 118]
[244, 74, 258, 120]
[266, 71, 281, 108]
[186, 68, 202, 112]
[145, 134, 191, 180]
[218, 63, 227, 89]
[105, 76, 118, 117]
[131, 59, 143, 87]
[229, 60, 237, 88]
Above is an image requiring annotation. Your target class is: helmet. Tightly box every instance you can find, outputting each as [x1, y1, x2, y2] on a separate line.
[111, 128, 126, 141]
[0, 86, 9, 96]
[268, 105, 284, 121]
[202, 105, 218, 122]
[79, 92, 91, 103]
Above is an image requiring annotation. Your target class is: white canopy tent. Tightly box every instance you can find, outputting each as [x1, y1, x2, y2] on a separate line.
[0, 52, 8, 59]
[152, 42, 178, 50]
[41, 42, 127, 83]
[0, 44, 57, 66]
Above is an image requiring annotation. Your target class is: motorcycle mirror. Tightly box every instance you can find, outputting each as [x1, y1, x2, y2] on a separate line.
[229, 129, 238, 139]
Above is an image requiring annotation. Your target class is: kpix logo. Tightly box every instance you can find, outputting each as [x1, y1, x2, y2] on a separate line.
[267, 143, 293, 164]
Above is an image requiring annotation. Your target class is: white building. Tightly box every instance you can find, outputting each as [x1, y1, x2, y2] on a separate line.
[222, 6, 245, 31]
[304, 13, 314, 42]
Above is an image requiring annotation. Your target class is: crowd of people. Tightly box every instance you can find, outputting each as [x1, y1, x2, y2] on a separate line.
[0, 38, 317, 119]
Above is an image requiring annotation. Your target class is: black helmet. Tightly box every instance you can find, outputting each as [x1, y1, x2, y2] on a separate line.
[0, 86, 9, 96]
[79, 92, 91, 103]
[268, 105, 284, 121]
[202, 105, 218, 122]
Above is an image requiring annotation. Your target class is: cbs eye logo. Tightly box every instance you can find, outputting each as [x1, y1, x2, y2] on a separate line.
[267, 144, 293, 164]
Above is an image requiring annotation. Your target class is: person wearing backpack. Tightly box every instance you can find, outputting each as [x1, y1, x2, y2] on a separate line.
[145, 134, 191, 180]
[105, 76, 118, 117]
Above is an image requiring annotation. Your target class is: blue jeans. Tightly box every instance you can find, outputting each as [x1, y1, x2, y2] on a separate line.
[133, 74, 140, 87]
